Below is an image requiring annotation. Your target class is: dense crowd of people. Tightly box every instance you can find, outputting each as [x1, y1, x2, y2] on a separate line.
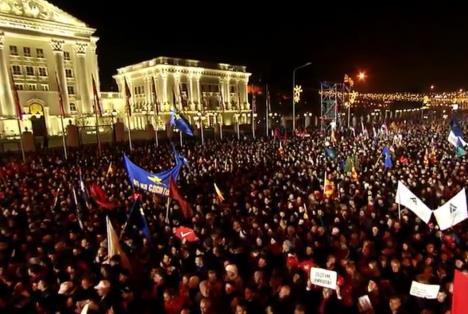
[0, 119, 466, 314]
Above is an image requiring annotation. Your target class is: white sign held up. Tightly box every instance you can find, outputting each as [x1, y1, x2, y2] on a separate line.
[409, 281, 440, 299]
[310, 267, 337, 290]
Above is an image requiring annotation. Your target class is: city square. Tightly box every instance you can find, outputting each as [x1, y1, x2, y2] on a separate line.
[0, 1, 466, 314]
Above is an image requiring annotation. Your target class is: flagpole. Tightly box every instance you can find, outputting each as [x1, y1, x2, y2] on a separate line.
[59, 115, 68, 160]
[200, 117, 205, 145]
[94, 105, 101, 155]
[219, 116, 223, 140]
[127, 115, 133, 151]
[155, 116, 159, 147]
[266, 95, 269, 138]
[16, 118, 25, 162]
[251, 111, 256, 140]
[165, 196, 171, 224]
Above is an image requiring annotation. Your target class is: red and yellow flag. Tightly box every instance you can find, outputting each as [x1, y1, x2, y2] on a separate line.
[323, 172, 335, 198]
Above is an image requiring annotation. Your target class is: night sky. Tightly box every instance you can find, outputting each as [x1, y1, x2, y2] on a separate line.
[51, 1, 468, 95]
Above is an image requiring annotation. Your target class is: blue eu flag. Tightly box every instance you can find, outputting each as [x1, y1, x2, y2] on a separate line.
[124, 152, 186, 196]
[383, 146, 393, 169]
[169, 110, 193, 136]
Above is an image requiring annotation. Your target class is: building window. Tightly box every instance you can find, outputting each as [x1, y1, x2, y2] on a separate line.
[11, 65, 21, 75]
[38, 67, 47, 77]
[65, 69, 73, 78]
[230, 86, 235, 93]
[25, 66, 34, 76]
[15, 84, 24, 90]
[64, 51, 71, 61]
[10, 45, 18, 55]
[36, 48, 44, 58]
[70, 103, 77, 112]
[23, 47, 31, 57]
[41, 84, 49, 91]
[67, 85, 75, 95]
[27, 84, 37, 91]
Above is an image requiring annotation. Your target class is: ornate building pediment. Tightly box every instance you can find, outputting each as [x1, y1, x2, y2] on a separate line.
[0, 0, 88, 28]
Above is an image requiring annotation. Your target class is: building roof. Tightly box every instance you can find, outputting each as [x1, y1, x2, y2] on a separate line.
[0, 0, 95, 38]
[116, 56, 249, 77]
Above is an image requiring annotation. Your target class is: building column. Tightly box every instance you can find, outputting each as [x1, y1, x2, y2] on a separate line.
[195, 75, 202, 111]
[51, 39, 70, 114]
[74, 42, 91, 114]
[0, 32, 14, 116]
[225, 77, 231, 110]
[90, 38, 100, 93]
[233, 79, 240, 110]
[188, 74, 195, 111]
[173, 73, 180, 109]
[241, 79, 249, 110]
[160, 73, 168, 110]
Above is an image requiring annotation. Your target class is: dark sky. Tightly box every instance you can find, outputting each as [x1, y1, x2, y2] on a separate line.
[51, 1, 468, 94]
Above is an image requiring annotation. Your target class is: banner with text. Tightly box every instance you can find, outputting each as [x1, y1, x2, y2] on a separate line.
[409, 281, 440, 299]
[310, 267, 337, 290]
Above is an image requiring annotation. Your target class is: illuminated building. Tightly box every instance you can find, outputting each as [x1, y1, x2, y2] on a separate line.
[111, 57, 251, 130]
[0, 0, 99, 137]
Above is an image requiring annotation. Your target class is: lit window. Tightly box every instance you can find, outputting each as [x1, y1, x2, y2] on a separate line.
[36, 48, 44, 58]
[25, 66, 34, 76]
[67, 85, 75, 95]
[38, 67, 47, 77]
[23, 47, 31, 57]
[65, 69, 73, 78]
[64, 51, 71, 61]
[11, 65, 21, 75]
[70, 103, 77, 112]
[10, 45, 18, 55]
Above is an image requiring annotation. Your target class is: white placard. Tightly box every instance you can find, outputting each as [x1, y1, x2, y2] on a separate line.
[357, 295, 373, 313]
[409, 281, 440, 299]
[310, 267, 337, 290]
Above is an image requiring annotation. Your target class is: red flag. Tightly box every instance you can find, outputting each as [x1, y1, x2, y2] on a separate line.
[152, 76, 159, 115]
[89, 183, 119, 209]
[169, 177, 192, 220]
[124, 78, 132, 116]
[92, 76, 102, 117]
[453, 270, 468, 314]
[174, 226, 198, 242]
[10, 71, 22, 120]
[55, 72, 65, 117]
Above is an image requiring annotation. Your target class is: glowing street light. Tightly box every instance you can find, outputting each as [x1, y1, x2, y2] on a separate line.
[358, 72, 366, 81]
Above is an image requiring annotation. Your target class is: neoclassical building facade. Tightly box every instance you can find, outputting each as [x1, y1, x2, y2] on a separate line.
[0, 0, 252, 138]
[112, 57, 251, 130]
[0, 0, 99, 137]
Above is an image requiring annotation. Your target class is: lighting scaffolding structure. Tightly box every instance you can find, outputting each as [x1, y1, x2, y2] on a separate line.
[320, 82, 351, 131]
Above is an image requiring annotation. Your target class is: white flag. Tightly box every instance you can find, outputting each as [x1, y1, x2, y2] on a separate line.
[395, 181, 433, 224]
[310, 267, 337, 290]
[433, 188, 468, 231]
[409, 281, 440, 299]
[448, 130, 467, 148]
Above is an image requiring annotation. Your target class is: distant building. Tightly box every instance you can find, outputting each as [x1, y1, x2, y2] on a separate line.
[111, 57, 251, 130]
[0, 0, 100, 137]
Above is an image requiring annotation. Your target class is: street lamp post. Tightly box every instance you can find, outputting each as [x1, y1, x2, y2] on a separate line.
[292, 62, 312, 133]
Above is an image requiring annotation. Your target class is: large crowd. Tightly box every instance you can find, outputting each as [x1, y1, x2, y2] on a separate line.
[0, 119, 466, 314]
